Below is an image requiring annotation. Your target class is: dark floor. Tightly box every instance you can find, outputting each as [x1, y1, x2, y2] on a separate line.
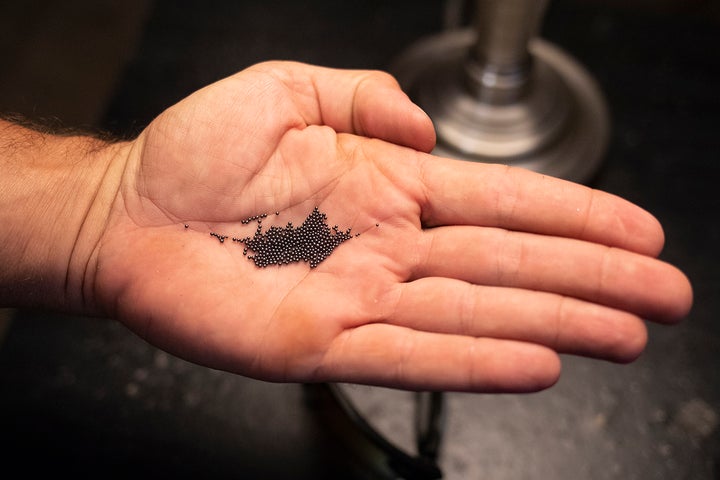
[1, 1, 719, 479]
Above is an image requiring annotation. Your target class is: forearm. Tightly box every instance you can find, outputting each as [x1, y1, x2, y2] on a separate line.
[0, 119, 130, 313]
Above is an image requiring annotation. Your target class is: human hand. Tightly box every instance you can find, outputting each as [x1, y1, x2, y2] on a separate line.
[92, 61, 692, 392]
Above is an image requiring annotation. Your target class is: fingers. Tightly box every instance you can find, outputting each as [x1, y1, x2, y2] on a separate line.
[390, 278, 648, 363]
[317, 323, 561, 393]
[249, 61, 436, 152]
[410, 226, 693, 324]
[417, 156, 666, 256]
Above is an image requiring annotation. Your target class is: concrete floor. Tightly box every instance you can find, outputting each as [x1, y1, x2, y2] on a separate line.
[1, 1, 719, 479]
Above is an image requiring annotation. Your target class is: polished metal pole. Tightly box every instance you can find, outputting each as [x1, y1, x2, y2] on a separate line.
[465, 0, 549, 104]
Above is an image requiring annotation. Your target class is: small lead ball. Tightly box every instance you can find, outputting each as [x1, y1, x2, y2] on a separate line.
[237, 207, 354, 269]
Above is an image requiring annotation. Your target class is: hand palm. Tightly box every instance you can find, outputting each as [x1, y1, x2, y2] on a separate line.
[95, 62, 692, 392]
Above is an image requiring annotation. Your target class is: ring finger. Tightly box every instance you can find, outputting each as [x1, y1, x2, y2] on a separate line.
[388, 277, 648, 363]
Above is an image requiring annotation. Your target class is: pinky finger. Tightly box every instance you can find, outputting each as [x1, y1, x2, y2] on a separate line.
[315, 323, 562, 393]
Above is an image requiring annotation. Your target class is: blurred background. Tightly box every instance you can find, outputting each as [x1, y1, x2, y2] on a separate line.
[0, 1, 718, 478]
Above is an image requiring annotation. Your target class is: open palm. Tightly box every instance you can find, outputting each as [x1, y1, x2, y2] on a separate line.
[94, 61, 692, 393]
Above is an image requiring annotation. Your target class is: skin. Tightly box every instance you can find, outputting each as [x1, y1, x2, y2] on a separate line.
[0, 61, 693, 393]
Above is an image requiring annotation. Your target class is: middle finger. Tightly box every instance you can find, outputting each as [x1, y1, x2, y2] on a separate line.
[408, 226, 688, 323]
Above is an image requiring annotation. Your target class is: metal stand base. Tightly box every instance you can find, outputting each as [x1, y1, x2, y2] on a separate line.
[391, 29, 610, 183]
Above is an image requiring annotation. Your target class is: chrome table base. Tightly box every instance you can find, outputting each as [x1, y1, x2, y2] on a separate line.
[390, 3, 610, 183]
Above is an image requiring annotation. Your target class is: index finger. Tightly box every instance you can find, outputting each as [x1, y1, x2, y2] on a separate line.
[418, 156, 665, 257]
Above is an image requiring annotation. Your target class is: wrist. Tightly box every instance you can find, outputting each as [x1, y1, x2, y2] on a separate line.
[0, 120, 131, 314]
